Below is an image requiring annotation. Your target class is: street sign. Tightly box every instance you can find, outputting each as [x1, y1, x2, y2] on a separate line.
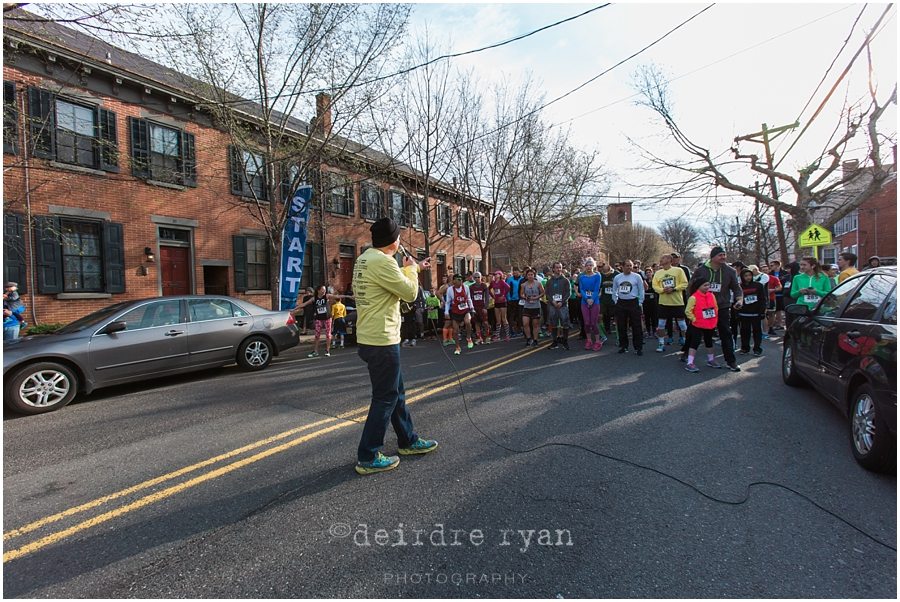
[799, 223, 832, 248]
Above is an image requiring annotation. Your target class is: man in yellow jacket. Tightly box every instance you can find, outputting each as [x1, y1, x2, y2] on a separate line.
[353, 217, 438, 475]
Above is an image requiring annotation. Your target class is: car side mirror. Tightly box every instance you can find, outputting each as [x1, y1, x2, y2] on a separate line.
[785, 304, 810, 317]
[99, 321, 128, 335]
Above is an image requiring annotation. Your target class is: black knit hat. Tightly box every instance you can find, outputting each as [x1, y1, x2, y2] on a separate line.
[710, 246, 726, 258]
[370, 217, 400, 248]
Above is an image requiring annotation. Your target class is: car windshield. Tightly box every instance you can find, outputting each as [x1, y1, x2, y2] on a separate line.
[54, 302, 135, 334]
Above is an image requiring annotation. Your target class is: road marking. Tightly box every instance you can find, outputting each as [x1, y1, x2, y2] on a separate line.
[3, 343, 546, 562]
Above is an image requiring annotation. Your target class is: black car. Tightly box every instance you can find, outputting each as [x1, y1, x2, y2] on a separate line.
[782, 267, 896, 471]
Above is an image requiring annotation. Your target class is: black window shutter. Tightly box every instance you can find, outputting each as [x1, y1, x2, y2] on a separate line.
[3, 81, 18, 155]
[34, 215, 62, 293]
[233, 235, 247, 292]
[102, 222, 125, 293]
[128, 116, 150, 178]
[97, 108, 118, 172]
[280, 165, 293, 203]
[229, 146, 243, 196]
[182, 131, 197, 187]
[27, 87, 55, 160]
[3, 212, 27, 293]
[310, 242, 323, 287]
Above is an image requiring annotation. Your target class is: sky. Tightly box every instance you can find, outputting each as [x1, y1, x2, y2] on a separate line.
[408, 2, 898, 228]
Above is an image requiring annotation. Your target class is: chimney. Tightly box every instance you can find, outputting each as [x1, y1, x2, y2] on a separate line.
[314, 92, 332, 137]
[842, 159, 860, 179]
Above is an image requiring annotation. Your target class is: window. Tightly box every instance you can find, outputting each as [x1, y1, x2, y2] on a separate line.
[476, 214, 487, 241]
[361, 185, 384, 221]
[327, 174, 354, 216]
[129, 118, 196, 186]
[233, 235, 270, 292]
[882, 287, 896, 325]
[412, 198, 425, 230]
[437, 204, 452, 235]
[301, 241, 324, 289]
[229, 147, 267, 199]
[458, 210, 471, 239]
[388, 191, 409, 226]
[188, 298, 248, 322]
[159, 227, 190, 243]
[842, 275, 894, 321]
[833, 212, 858, 237]
[822, 247, 836, 266]
[27, 88, 118, 171]
[33, 216, 124, 294]
[4, 81, 17, 155]
[4, 213, 27, 293]
[339, 244, 355, 257]
[818, 277, 864, 318]
[454, 256, 466, 276]
[118, 300, 183, 331]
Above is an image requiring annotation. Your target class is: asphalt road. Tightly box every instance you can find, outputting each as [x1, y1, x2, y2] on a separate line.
[3, 333, 896, 598]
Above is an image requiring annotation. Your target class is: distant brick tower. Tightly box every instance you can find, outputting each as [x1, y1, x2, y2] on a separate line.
[607, 202, 633, 225]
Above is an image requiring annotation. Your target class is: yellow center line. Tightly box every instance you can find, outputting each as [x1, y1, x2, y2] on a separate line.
[3, 343, 546, 562]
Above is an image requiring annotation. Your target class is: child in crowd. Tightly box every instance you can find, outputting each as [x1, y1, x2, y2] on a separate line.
[737, 268, 767, 356]
[683, 277, 719, 373]
[425, 289, 441, 340]
[331, 296, 347, 349]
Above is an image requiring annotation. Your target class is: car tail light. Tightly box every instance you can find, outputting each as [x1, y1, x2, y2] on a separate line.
[286, 313, 296, 326]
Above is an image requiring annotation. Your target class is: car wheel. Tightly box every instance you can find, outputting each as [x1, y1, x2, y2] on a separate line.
[237, 335, 272, 371]
[781, 340, 804, 387]
[850, 383, 896, 472]
[5, 362, 78, 414]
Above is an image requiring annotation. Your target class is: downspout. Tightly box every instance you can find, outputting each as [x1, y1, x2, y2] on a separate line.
[19, 91, 38, 325]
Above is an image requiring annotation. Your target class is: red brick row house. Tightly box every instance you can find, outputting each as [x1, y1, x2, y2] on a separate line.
[3, 16, 489, 326]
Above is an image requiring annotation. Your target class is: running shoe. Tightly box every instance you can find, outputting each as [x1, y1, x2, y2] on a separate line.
[531, 339, 539, 347]
[599, 335, 608, 344]
[761, 333, 770, 341]
[548, 339, 559, 350]
[453, 348, 461, 355]
[443, 339, 454, 347]
[410, 339, 416, 347]
[525, 338, 533, 347]
[678, 336, 685, 346]
[726, 362, 741, 372]
[307, 351, 319, 358]
[467, 339, 474, 349]
[656, 343, 665, 353]
[584, 340, 593, 350]
[618, 348, 628, 354]
[753, 349, 762, 357]
[666, 337, 673, 345]
[398, 438, 439, 455]
[325, 351, 331, 357]
[355, 452, 400, 475]
[592, 341, 603, 352]
[561, 340, 570, 350]
[483, 338, 492, 345]
[504, 336, 511, 342]
[706, 360, 723, 369]
[685, 363, 700, 373]
[738, 349, 749, 355]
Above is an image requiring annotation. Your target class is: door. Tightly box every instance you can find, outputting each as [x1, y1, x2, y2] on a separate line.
[161, 246, 191, 296]
[89, 299, 189, 385]
[794, 277, 860, 376]
[338, 257, 354, 295]
[185, 298, 253, 364]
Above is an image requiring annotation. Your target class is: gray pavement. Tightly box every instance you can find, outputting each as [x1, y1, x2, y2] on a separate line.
[3, 333, 896, 597]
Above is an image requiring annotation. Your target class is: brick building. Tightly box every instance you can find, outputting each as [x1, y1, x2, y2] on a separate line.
[2, 16, 486, 326]
[823, 159, 897, 267]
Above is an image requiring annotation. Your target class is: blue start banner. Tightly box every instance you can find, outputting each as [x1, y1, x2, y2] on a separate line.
[279, 185, 312, 311]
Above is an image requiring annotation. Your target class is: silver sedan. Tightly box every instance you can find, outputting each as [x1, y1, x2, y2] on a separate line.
[3, 296, 299, 415]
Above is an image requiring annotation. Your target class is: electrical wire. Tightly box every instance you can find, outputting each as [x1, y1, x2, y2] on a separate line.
[773, 3, 895, 171]
[435, 334, 897, 554]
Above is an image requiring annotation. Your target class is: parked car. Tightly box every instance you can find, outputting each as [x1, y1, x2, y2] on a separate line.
[782, 267, 896, 471]
[3, 296, 299, 415]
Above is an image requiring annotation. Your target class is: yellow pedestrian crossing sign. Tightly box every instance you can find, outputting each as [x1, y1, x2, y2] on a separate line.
[799, 223, 832, 248]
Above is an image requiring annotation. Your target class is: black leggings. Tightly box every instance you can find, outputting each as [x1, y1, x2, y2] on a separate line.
[687, 326, 715, 350]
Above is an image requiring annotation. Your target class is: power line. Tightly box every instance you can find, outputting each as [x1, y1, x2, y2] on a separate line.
[214, 4, 613, 107]
[773, 3, 895, 170]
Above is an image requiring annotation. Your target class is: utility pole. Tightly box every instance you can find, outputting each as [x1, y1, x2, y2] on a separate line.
[734, 121, 798, 265]
[753, 181, 762, 264]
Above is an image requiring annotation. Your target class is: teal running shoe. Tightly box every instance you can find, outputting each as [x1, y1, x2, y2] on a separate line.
[355, 452, 400, 475]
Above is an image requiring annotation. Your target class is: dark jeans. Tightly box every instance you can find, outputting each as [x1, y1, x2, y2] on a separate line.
[739, 315, 763, 352]
[644, 302, 658, 334]
[357, 344, 418, 463]
[614, 299, 643, 350]
[601, 303, 616, 338]
[507, 302, 521, 333]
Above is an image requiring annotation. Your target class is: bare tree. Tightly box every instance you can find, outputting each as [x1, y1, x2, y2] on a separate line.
[603, 222, 669, 265]
[631, 24, 897, 261]
[706, 210, 787, 267]
[658, 217, 701, 263]
[155, 3, 410, 307]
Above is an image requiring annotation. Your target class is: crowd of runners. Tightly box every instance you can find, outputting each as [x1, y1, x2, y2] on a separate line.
[296, 247, 868, 373]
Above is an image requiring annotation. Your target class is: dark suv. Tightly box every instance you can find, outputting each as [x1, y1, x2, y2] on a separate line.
[782, 267, 896, 472]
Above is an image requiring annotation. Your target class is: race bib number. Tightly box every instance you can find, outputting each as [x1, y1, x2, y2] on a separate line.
[518, 299, 525, 306]
[552, 294, 563, 302]
[458, 303, 469, 312]
[803, 294, 820, 304]
[618, 283, 632, 294]
[317, 306, 327, 315]
[604, 286, 613, 295]
[708, 282, 722, 293]
[662, 278, 675, 289]
[473, 292, 483, 301]
[744, 294, 758, 305]
[701, 308, 716, 319]
[584, 291, 592, 299]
